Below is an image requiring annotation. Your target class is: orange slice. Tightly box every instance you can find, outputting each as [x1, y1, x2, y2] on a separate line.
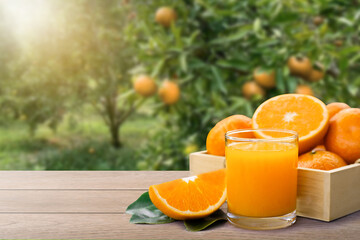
[252, 94, 329, 154]
[149, 169, 226, 220]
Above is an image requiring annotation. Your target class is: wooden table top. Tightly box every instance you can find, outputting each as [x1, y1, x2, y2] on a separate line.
[0, 171, 359, 239]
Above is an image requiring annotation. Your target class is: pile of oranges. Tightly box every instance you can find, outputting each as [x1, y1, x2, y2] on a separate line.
[206, 94, 360, 171]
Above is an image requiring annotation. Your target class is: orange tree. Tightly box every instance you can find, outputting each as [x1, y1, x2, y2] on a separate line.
[0, 1, 153, 147]
[134, 0, 360, 169]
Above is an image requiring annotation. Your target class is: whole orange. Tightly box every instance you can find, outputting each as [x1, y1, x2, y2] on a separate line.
[312, 145, 326, 151]
[206, 115, 253, 156]
[133, 75, 157, 97]
[298, 150, 347, 170]
[158, 80, 180, 105]
[253, 68, 276, 88]
[287, 56, 312, 77]
[306, 63, 325, 82]
[326, 102, 350, 122]
[325, 108, 360, 164]
[313, 16, 324, 26]
[242, 81, 265, 99]
[295, 85, 314, 96]
[155, 7, 176, 27]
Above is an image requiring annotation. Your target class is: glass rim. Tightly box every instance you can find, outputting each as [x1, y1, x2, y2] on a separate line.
[225, 128, 298, 142]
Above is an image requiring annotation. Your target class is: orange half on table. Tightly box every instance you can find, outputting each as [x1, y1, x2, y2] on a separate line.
[149, 169, 226, 220]
[252, 94, 329, 154]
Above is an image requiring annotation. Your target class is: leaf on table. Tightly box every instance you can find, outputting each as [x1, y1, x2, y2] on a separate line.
[126, 191, 175, 224]
[183, 209, 227, 232]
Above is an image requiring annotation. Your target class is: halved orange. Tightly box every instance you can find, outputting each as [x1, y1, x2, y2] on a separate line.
[252, 94, 329, 154]
[149, 169, 226, 220]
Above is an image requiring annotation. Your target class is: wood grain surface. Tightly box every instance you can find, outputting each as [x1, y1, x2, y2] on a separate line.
[0, 171, 359, 239]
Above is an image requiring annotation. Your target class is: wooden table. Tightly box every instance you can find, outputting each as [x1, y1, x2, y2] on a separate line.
[0, 171, 359, 239]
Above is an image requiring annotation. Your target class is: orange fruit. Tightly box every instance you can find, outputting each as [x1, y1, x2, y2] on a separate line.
[149, 169, 226, 220]
[155, 7, 176, 27]
[334, 40, 343, 47]
[158, 80, 180, 105]
[298, 150, 347, 170]
[312, 145, 326, 151]
[253, 68, 276, 88]
[326, 102, 350, 122]
[295, 85, 314, 96]
[133, 75, 157, 97]
[252, 94, 329, 154]
[242, 81, 265, 99]
[313, 16, 324, 26]
[206, 115, 253, 156]
[306, 63, 325, 82]
[287, 56, 312, 77]
[325, 108, 360, 164]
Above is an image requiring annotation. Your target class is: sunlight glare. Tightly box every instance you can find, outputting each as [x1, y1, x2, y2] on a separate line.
[1, 0, 51, 37]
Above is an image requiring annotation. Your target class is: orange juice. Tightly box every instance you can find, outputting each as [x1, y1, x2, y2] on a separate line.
[226, 141, 298, 217]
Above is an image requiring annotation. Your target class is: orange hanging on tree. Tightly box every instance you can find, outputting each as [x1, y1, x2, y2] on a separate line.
[158, 80, 180, 105]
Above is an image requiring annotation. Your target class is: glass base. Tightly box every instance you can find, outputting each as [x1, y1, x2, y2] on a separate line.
[227, 210, 296, 230]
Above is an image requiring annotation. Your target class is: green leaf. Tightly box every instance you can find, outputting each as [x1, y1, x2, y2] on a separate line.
[210, 28, 249, 45]
[276, 68, 286, 93]
[216, 59, 250, 72]
[253, 18, 261, 33]
[151, 59, 165, 78]
[211, 66, 227, 94]
[126, 192, 175, 224]
[183, 209, 227, 232]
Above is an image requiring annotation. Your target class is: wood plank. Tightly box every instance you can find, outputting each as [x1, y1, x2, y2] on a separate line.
[189, 151, 225, 176]
[0, 190, 145, 213]
[0, 212, 359, 239]
[296, 168, 329, 221]
[330, 164, 360, 220]
[0, 171, 188, 190]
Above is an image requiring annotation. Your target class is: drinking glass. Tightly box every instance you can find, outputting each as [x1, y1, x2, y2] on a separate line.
[225, 129, 298, 230]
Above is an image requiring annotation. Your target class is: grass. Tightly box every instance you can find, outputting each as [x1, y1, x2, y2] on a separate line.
[0, 113, 157, 170]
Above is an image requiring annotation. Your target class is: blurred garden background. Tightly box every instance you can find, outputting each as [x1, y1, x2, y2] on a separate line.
[0, 0, 359, 170]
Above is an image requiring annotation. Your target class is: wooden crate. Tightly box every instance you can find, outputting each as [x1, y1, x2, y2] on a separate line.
[189, 150, 360, 222]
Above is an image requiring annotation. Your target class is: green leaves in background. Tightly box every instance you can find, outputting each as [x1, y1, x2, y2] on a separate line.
[126, 192, 174, 224]
[126, 191, 227, 231]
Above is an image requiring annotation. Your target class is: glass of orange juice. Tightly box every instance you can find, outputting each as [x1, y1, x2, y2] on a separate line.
[225, 129, 298, 230]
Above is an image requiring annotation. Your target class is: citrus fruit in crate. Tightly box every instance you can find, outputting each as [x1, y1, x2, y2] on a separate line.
[326, 102, 350, 121]
[298, 150, 347, 170]
[252, 94, 329, 154]
[206, 115, 253, 156]
[325, 108, 360, 164]
[149, 169, 226, 220]
[312, 145, 326, 151]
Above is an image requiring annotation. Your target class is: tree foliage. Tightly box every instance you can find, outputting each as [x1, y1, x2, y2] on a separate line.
[135, 0, 360, 169]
